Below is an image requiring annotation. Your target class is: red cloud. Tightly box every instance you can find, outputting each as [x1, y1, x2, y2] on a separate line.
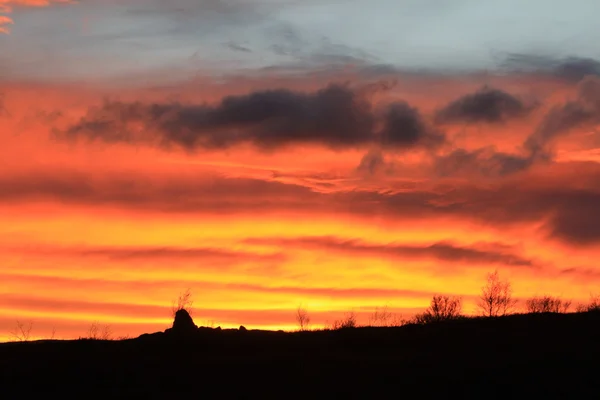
[0, 0, 75, 33]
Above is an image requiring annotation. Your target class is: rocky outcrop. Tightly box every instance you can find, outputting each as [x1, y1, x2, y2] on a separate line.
[165, 309, 198, 337]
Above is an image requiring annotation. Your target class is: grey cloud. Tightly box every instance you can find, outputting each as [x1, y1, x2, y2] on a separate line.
[63, 84, 374, 150]
[503, 54, 600, 82]
[435, 87, 533, 124]
[381, 101, 446, 149]
[356, 149, 391, 176]
[62, 84, 446, 151]
[547, 191, 600, 245]
[433, 147, 536, 178]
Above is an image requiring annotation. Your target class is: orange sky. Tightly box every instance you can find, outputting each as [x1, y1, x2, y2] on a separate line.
[1, 70, 599, 341]
[1, 1, 600, 341]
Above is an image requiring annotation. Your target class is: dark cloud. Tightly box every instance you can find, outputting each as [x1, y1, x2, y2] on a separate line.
[503, 54, 600, 82]
[245, 236, 535, 268]
[525, 76, 600, 156]
[545, 190, 600, 245]
[435, 86, 532, 124]
[381, 101, 446, 148]
[226, 42, 252, 53]
[63, 84, 375, 150]
[0, 172, 322, 214]
[4, 163, 600, 246]
[62, 84, 445, 151]
[555, 58, 600, 82]
[15, 245, 285, 263]
[356, 149, 394, 176]
[434, 147, 535, 177]
[424, 170, 600, 246]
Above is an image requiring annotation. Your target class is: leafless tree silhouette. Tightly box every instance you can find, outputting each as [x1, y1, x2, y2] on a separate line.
[368, 306, 405, 327]
[172, 288, 194, 317]
[526, 295, 571, 313]
[477, 270, 517, 317]
[296, 306, 311, 331]
[202, 320, 216, 328]
[85, 321, 112, 340]
[332, 312, 357, 329]
[413, 295, 462, 324]
[10, 320, 33, 342]
[368, 306, 392, 327]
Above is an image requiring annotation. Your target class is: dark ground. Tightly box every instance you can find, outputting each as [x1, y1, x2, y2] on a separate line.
[2, 312, 600, 398]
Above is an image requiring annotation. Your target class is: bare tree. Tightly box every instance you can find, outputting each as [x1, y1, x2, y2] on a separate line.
[413, 295, 462, 324]
[477, 270, 517, 317]
[171, 288, 194, 317]
[367, 305, 406, 327]
[10, 320, 33, 342]
[86, 321, 112, 340]
[368, 306, 392, 327]
[332, 311, 357, 329]
[526, 295, 571, 313]
[296, 306, 311, 331]
[202, 320, 216, 328]
[390, 314, 408, 327]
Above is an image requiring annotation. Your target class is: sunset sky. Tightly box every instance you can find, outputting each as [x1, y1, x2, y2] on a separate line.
[1, 0, 600, 340]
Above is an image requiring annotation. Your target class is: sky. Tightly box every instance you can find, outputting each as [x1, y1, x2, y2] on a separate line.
[1, 0, 600, 340]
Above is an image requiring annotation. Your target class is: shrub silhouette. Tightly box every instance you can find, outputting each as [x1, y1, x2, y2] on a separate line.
[413, 295, 462, 324]
[526, 295, 571, 313]
[576, 294, 600, 312]
[477, 270, 517, 317]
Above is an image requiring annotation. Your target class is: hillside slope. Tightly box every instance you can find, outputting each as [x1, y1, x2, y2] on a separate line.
[2, 312, 600, 398]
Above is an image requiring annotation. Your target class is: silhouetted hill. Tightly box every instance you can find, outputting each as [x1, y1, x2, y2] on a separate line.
[2, 312, 600, 398]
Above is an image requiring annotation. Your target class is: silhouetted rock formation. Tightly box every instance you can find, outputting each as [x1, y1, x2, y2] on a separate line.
[239, 325, 247, 331]
[166, 309, 198, 337]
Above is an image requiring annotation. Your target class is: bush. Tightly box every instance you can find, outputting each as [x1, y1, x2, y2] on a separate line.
[576, 295, 600, 312]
